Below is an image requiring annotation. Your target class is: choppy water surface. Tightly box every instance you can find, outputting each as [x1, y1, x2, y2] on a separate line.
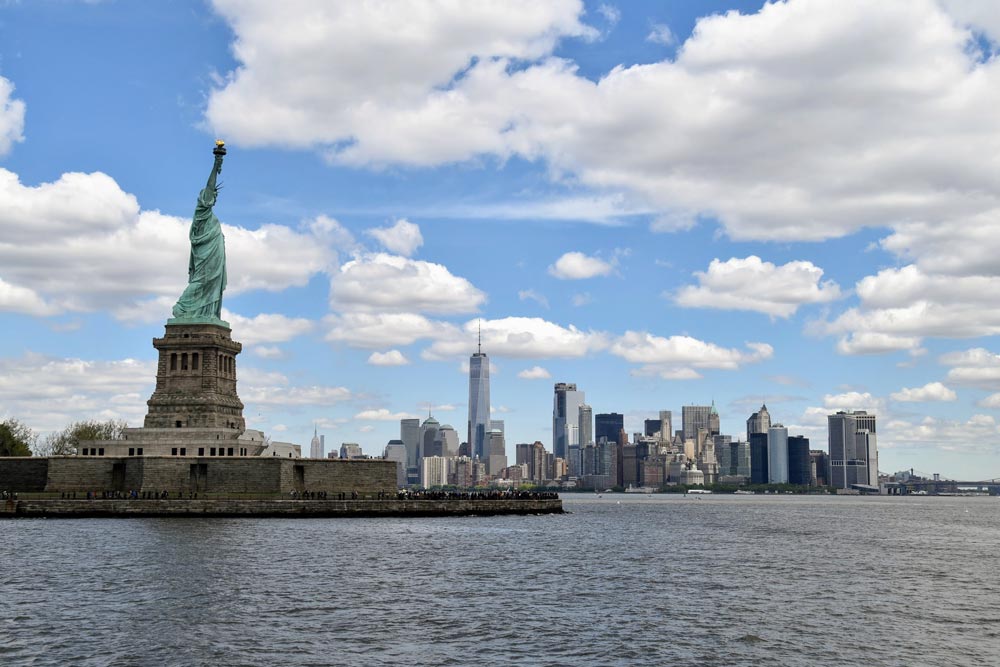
[2, 495, 999, 666]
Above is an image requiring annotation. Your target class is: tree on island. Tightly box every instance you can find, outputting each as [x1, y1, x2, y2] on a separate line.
[0, 418, 37, 457]
[37, 419, 128, 456]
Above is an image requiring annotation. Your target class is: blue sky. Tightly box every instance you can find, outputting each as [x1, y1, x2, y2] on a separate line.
[2, 0, 1000, 479]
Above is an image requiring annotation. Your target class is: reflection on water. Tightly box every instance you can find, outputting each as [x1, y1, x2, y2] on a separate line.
[2, 495, 998, 666]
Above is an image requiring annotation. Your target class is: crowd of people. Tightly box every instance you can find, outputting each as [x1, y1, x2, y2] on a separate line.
[61, 490, 191, 500]
[397, 489, 559, 500]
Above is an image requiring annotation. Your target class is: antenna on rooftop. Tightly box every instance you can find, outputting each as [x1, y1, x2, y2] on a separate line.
[478, 318, 482, 354]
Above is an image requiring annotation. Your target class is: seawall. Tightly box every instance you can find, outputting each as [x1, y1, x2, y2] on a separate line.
[0, 497, 563, 518]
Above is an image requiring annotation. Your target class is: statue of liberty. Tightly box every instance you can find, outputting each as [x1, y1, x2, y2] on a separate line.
[171, 141, 228, 324]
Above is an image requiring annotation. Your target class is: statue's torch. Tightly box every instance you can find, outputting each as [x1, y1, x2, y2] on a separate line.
[213, 140, 226, 173]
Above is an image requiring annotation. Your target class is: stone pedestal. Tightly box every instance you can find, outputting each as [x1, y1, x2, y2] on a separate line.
[144, 321, 245, 431]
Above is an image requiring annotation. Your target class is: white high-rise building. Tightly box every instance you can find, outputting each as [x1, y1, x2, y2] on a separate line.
[468, 331, 491, 461]
[309, 427, 324, 459]
[768, 424, 789, 484]
[421, 456, 449, 488]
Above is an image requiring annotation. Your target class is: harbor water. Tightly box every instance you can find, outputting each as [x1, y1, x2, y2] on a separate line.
[2, 494, 998, 666]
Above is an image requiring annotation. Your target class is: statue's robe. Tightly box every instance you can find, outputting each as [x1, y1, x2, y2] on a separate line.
[171, 185, 227, 320]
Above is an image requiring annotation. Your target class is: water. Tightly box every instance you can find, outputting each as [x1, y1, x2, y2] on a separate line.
[2, 495, 998, 666]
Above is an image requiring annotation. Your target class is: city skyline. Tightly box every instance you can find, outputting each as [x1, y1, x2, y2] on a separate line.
[3, 1, 1000, 479]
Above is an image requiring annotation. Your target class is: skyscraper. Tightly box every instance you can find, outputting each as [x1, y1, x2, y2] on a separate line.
[828, 411, 878, 489]
[767, 424, 789, 484]
[309, 426, 323, 459]
[682, 405, 712, 441]
[553, 383, 584, 460]
[401, 418, 421, 470]
[487, 429, 507, 476]
[787, 435, 811, 486]
[750, 432, 769, 485]
[708, 401, 720, 436]
[579, 404, 593, 448]
[383, 440, 407, 486]
[438, 424, 459, 457]
[595, 413, 624, 445]
[747, 403, 771, 441]
[420, 415, 440, 461]
[659, 410, 673, 444]
[468, 331, 490, 461]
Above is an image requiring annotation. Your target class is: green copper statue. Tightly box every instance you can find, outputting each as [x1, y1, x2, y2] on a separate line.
[170, 141, 229, 325]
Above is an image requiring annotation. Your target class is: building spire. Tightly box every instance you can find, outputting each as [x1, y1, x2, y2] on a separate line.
[477, 318, 482, 354]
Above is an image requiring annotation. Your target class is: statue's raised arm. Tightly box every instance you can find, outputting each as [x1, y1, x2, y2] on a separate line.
[169, 141, 230, 325]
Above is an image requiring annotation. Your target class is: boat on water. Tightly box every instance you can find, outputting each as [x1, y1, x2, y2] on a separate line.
[733, 490, 755, 495]
[624, 485, 656, 494]
[687, 489, 713, 494]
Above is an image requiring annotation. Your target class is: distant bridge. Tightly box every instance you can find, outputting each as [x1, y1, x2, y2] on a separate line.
[883, 478, 1000, 495]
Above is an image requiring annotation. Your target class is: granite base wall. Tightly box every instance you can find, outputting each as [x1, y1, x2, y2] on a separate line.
[0, 457, 396, 495]
[0, 458, 48, 492]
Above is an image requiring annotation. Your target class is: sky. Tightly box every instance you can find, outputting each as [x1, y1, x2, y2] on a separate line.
[2, 0, 1000, 479]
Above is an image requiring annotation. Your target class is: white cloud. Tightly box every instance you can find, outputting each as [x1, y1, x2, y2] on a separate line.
[206, 0, 1000, 249]
[890, 382, 957, 402]
[0, 278, 59, 316]
[571, 292, 591, 307]
[517, 365, 552, 380]
[424, 317, 609, 360]
[646, 23, 674, 45]
[330, 253, 486, 314]
[221, 310, 314, 345]
[822, 391, 884, 414]
[879, 414, 1000, 453]
[0, 76, 25, 156]
[365, 219, 423, 257]
[518, 289, 549, 309]
[0, 169, 338, 319]
[941, 348, 1000, 389]
[354, 408, 419, 421]
[358, 425, 375, 433]
[367, 350, 410, 366]
[822, 266, 1000, 354]
[241, 384, 352, 406]
[271, 424, 288, 433]
[835, 332, 925, 356]
[548, 251, 614, 280]
[250, 346, 286, 360]
[206, 0, 596, 164]
[610, 332, 772, 371]
[675, 256, 842, 317]
[598, 4, 620, 26]
[324, 312, 460, 349]
[630, 366, 703, 380]
[0, 353, 153, 432]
